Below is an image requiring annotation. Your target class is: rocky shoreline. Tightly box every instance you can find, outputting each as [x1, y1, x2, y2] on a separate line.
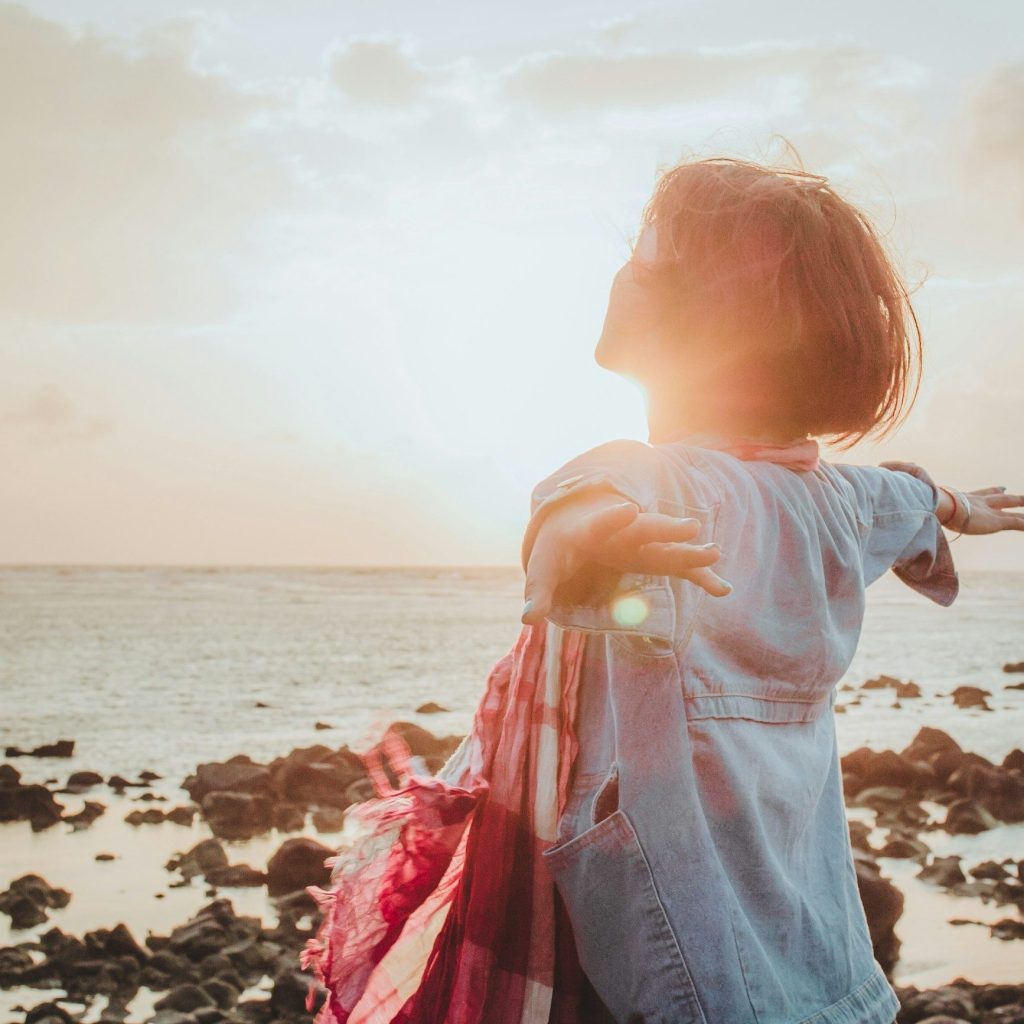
[1, 683, 1022, 1024]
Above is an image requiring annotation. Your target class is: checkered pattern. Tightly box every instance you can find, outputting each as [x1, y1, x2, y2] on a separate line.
[301, 619, 588, 1024]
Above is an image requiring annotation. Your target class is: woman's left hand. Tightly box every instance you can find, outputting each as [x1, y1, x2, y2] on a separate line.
[522, 490, 730, 626]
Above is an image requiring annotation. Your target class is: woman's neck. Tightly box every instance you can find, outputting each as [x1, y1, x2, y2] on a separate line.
[645, 389, 805, 447]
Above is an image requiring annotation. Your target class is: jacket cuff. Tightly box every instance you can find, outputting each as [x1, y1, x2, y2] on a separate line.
[889, 464, 960, 607]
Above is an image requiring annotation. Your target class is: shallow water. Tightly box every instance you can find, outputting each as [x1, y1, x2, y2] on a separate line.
[1, 565, 1022, 999]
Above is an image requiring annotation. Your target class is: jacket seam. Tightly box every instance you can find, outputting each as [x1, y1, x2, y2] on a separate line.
[684, 692, 827, 705]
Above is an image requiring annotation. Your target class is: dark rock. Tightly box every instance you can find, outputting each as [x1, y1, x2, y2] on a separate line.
[944, 798, 998, 835]
[991, 918, 1024, 941]
[274, 760, 361, 810]
[201, 791, 275, 840]
[266, 837, 334, 896]
[344, 777, 376, 804]
[950, 685, 992, 710]
[154, 983, 216, 1012]
[166, 805, 198, 826]
[65, 799, 106, 829]
[848, 820, 875, 852]
[1004, 749, 1024, 771]
[859, 750, 928, 791]
[168, 838, 229, 881]
[1003, 661, 1024, 673]
[851, 786, 909, 812]
[149, 948, 193, 978]
[854, 854, 903, 974]
[971, 860, 1010, 881]
[841, 747, 876, 777]
[9, 739, 76, 758]
[416, 701, 449, 713]
[94, 852, 116, 861]
[205, 865, 267, 888]
[862, 674, 902, 690]
[65, 770, 104, 792]
[182, 760, 273, 803]
[125, 807, 168, 825]
[878, 833, 929, 861]
[200, 976, 240, 1009]
[272, 965, 326, 1016]
[917, 855, 967, 888]
[314, 721, 333, 730]
[899, 985, 976, 1021]
[311, 806, 347, 832]
[895, 681, 922, 699]
[0, 873, 72, 929]
[166, 898, 259, 964]
[271, 803, 305, 832]
[373, 721, 462, 764]
[0, 779, 65, 830]
[901, 727, 962, 764]
[106, 922, 149, 962]
[24, 1002, 75, 1024]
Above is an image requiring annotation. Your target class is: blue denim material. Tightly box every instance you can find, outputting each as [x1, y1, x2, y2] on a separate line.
[523, 436, 958, 1024]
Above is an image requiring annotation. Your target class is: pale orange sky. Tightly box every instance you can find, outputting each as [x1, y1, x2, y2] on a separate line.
[1, 2, 1022, 569]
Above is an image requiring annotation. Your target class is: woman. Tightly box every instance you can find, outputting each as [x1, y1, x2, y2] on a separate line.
[517, 156, 1023, 1024]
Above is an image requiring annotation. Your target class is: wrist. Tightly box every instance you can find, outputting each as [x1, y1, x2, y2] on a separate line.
[937, 485, 970, 534]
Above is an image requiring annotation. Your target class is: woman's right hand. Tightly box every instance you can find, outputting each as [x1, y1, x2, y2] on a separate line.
[522, 490, 730, 626]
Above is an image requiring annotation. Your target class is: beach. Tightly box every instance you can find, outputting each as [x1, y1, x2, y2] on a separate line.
[1, 565, 1022, 1023]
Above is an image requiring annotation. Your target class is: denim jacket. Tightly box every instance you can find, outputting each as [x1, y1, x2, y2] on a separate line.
[521, 436, 958, 1024]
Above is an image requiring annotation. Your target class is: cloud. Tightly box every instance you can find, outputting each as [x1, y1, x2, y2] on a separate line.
[329, 36, 437, 107]
[0, 384, 114, 445]
[960, 62, 1024, 214]
[500, 41, 920, 115]
[0, 5, 288, 325]
[967, 63, 1024, 162]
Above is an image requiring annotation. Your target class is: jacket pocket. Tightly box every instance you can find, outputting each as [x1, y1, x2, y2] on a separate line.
[541, 767, 706, 1024]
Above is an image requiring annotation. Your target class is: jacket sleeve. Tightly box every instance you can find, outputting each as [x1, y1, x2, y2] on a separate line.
[521, 439, 677, 643]
[832, 461, 959, 606]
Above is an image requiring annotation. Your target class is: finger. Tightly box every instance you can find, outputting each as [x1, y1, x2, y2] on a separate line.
[987, 493, 1024, 509]
[612, 512, 701, 546]
[522, 539, 572, 625]
[971, 486, 1007, 495]
[680, 565, 733, 597]
[631, 541, 721, 576]
[573, 502, 640, 549]
[997, 511, 1024, 531]
[574, 513, 702, 567]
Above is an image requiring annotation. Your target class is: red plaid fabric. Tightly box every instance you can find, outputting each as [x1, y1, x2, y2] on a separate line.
[301, 620, 591, 1024]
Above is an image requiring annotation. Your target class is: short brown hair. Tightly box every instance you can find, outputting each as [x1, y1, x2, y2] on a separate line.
[632, 154, 923, 452]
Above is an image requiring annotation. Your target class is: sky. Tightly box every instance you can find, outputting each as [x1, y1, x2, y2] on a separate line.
[1, 1, 1022, 569]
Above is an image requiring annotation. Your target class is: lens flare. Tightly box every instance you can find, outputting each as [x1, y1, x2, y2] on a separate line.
[611, 593, 649, 628]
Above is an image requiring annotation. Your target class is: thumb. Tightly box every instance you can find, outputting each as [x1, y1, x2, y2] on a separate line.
[522, 536, 569, 625]
[522, 572, 556, 626]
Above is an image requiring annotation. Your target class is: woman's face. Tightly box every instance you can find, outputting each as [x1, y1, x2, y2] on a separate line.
[594, 222, 676, 383]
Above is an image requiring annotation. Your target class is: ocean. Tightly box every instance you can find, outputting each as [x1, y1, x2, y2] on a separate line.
[0, 565, 1022, 1003]
[2, 566, 1022, 775]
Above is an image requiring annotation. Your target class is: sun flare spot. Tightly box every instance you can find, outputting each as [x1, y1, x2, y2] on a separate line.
[611, 593, 649, 628]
